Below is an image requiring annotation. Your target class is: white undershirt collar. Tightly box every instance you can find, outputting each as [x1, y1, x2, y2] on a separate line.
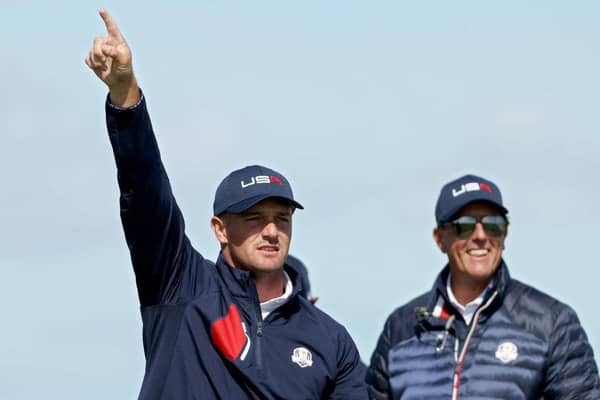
[260, 271, 293, 319]
[446, 273, 494, 325]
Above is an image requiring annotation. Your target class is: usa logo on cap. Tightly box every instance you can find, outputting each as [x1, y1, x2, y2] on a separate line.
[451, 182, 493, 197]
[240, 175, 284, 188]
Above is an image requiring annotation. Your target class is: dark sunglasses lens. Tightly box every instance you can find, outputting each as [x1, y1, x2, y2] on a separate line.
[449, 216, 507, 237]
[451, 217, 477, 237]
[481, 216, 507, 236]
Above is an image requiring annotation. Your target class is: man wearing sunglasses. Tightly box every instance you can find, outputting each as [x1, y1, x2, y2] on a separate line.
[366, 174, 600, 399]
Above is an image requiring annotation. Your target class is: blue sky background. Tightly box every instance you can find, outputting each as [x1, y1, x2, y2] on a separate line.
[2, 2, 599, 398]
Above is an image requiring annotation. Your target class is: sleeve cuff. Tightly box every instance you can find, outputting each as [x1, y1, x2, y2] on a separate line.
[106, 88, 144, 111]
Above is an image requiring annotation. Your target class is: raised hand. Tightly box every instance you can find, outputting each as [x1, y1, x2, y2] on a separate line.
[85, 9, 139, 107]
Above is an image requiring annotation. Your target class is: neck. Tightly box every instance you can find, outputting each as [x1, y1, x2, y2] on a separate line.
[253, 270, 286, 303]
[450, 275, 490, 306]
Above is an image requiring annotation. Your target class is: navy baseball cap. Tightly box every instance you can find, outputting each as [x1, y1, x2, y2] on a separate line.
[213, 165, 303, 216]
[435, 174, 508, 224]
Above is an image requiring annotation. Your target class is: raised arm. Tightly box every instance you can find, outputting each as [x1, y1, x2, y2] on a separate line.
[85, 11, 197, 307]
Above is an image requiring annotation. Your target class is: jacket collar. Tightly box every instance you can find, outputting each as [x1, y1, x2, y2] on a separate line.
[215, 253, 304, 304]
[429, 259, 512, 317]
[215, 253, 255, 299]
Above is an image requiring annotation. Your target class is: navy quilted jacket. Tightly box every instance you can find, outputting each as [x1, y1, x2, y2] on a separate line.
[366, 262, 600, 399]
[105, 94, 367, 399]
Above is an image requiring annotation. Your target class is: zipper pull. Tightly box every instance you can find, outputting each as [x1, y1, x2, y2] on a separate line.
[454, 337, 459, 362]
[435, 315, 455, 352]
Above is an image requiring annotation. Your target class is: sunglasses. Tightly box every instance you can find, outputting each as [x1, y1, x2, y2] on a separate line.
[442, 215, 508, 238]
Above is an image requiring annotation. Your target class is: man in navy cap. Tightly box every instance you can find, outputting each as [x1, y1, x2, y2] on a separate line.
[85, 10, 366, 400]
[366, 174, 600, 399]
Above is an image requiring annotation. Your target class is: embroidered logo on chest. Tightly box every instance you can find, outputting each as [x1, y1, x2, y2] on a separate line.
[291, 347, 313, 368]
[495, 341, 518, 363]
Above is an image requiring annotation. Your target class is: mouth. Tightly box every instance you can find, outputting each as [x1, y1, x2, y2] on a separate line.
[467, 249, 489, 257]
[257, 244, 279, 253]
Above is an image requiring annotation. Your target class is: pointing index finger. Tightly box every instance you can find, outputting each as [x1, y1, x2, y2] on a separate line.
[99, 9, 123, 39]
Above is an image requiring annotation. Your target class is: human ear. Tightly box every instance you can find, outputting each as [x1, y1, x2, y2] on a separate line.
[433, 227, 446, 253]
[501, 226, 508, 249]
[211, 216, 228, 245]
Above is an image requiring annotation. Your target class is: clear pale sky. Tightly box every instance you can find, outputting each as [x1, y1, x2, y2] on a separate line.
[2, 2, 599, 398]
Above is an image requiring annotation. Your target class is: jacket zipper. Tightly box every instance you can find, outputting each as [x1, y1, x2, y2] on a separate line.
[256, 320, 264, 370]
[249, 278, 264, 372]
[451, 290, 498, 400]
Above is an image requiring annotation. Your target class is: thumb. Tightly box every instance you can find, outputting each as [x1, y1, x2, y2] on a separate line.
[102, 41, 132, 73]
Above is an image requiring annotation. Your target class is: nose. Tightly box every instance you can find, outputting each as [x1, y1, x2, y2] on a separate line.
[471, 222, 488, 241]
[261, 220, 279, 241]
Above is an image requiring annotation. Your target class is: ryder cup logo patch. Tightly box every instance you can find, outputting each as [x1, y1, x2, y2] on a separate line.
[495, 341, 518, 363]
[291, 347, 313, 368]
